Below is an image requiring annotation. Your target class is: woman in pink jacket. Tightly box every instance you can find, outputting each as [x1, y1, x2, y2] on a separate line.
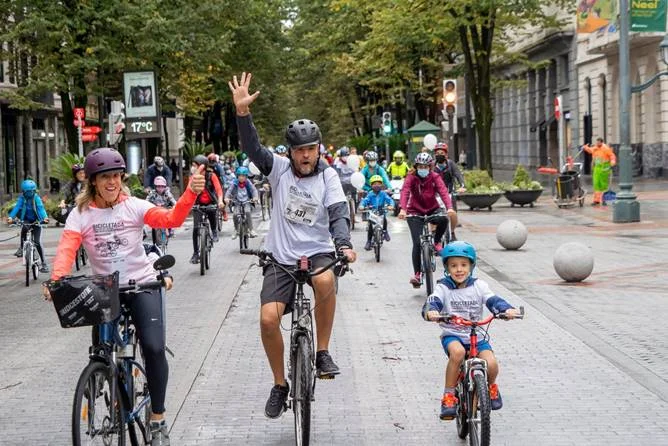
[399, 152, 455, 287]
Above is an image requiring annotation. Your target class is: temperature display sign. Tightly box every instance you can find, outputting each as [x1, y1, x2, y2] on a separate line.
[125, 118, 160, 140]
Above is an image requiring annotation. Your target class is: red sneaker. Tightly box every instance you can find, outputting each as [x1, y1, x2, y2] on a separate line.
[440, 392, 458, 420]
[410, 272, 421, 287]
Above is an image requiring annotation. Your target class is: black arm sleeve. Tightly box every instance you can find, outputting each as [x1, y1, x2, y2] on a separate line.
[328, 201, 353, 251]
[236, 114, 274, 175]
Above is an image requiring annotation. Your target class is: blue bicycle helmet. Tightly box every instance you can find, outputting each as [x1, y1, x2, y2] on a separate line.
[275, 145, 288, 155]
[21, 179, 37, 192]
[440, 241, 477, 268]
[236, 166, 250, 176]
[339, 146, 350, 157]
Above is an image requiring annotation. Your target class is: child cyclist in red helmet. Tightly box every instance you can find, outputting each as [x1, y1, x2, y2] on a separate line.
[422, 241, 521, 420]
[42, 148, 206, 445]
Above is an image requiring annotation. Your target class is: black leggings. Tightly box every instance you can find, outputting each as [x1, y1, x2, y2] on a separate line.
[126, 290, 168, 414]
[192, 208, 217, 254]
[406, 214, 448, 274]
[21, 224, 45, 263]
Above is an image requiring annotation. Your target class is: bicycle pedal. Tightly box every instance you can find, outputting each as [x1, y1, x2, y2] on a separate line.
[439, 415, 455, 421]
[317, 373, 336, 380]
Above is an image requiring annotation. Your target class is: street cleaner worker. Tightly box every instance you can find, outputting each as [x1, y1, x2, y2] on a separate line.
[228, 72, 357, 419]
[583, 137, 616, 206]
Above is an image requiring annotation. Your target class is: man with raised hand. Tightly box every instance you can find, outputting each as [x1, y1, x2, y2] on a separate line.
[228, 72, 357, 419]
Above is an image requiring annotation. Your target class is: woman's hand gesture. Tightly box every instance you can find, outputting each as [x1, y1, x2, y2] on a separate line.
[228, 72, 260, 116]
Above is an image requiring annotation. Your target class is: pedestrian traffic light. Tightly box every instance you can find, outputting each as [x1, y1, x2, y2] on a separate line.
[382, 111, 392, 135]
[108, 101, 125, 146]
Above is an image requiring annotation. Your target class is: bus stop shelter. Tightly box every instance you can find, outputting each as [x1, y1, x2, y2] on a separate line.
[406, 120, 441, 160]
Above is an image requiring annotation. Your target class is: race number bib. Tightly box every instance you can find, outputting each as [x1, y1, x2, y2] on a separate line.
[284, 186, 318, 226]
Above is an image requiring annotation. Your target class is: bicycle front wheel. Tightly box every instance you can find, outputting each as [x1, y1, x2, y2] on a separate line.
[455, 382, 469, 439]
[348, 198, 355, 230]
[25, 246, 31, 287]
[468, 373, 491, 446]
[73, 361, 125, 446]
[293, 334, 313, 446]
[421, 243, 434, 295]
[199, 231, 207, 276]
[261, 193, 267, 221]
[373, 227, 382, 262]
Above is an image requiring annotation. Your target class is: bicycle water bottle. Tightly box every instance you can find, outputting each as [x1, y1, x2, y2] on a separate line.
[116, 329, 136, 358]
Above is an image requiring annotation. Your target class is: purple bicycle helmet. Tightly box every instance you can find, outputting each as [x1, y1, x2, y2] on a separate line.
[84, 148, 126, 178]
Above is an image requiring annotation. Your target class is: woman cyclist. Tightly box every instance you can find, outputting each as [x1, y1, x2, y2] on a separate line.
[57, 163, 86, 223]
[42, 147, 206, 446]
[398, 152, 455, 287]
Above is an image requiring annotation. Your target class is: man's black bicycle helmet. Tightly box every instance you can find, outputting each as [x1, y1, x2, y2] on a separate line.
[285, 119, 321, 148]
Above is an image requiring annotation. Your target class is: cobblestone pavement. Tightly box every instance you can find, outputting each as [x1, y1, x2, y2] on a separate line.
[2, 190, 668, 445]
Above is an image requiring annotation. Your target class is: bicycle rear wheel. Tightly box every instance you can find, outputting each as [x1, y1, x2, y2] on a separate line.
[238, 219, 245, 251]
[293, 334, 313, 446]
[73, 361, 125, 446]
[199, 231, 207, 276]
[421, 243, 434, 295]
[348, 198, 355, 230]
[468, 373, 491, 446]
[129, 359, 152, 445]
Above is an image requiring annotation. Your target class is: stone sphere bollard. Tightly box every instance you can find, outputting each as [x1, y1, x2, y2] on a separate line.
[496, 219, 528, 250]
[553, 242, 594, 282]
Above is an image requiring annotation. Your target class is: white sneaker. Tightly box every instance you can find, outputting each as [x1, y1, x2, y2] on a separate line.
[232, 232, 238, 240]
[249, 230, 258, 238]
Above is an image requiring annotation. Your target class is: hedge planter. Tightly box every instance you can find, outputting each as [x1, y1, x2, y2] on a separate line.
[458, 192, 504, 211]
[504, 189, 543, 208]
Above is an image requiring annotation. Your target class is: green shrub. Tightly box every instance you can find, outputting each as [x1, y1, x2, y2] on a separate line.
[125, 174, 147, 199]
[183, 140, 211, 164]
[49, 152, 85, 183]
[508, 164, 543, 190]
[463, 169, 503, 194]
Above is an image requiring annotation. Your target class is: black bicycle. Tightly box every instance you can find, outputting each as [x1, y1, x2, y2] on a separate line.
[360, 205, 392, 262]
[232, 200, 253, 251]
[193, 205, 217, 275]
[240, 249, 349, 446]
[47, 255, 174, 446]
[434, 307, 524, 446]
[408, 212, 449, 296]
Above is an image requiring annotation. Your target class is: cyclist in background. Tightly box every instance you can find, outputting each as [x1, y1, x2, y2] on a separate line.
[42, 147, 206, 445]
[144, 156, 172, 192]
[386, 150, 410, 179]
[358, 175, 394, 251]
[432, 142, 465, 241]
[360, 151, 392, 193]
[398, 152, 454, 287]
[225, 166, 259, 238]
[146, 176, 177, 243]
[59, 163, 86, 210]
[7, 179, 50, 272]
[422, 241, 521, 419]
[189, 154, 224, 264]
[274, 144, 289, 158]
[229, 72, 356, 420]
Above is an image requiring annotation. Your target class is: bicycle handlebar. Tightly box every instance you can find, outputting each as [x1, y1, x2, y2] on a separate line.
[9, 222, 47, 228]
[240, 249, 349, 277]
[434, 306, 525, 325]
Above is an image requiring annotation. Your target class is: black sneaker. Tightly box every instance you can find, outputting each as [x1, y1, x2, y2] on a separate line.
[316, 350, 340, 378]
[190, 253, 200, 264]
[14, 247, 22, 257]
[265, 383, 289, 419]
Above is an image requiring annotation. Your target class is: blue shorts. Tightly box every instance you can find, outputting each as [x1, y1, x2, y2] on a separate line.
[441, 336, 493, 357]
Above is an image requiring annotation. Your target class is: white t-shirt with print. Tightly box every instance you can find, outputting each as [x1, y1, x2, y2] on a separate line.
[65, 197, 158, 284]
[266, 154, 346, 264]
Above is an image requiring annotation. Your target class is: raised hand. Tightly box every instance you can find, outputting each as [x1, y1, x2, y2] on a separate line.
[228, 72, 260, 115]
[189, 165, 206, 194]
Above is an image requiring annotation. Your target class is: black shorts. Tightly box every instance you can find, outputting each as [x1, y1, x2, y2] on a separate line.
[260, 252, 335, 312]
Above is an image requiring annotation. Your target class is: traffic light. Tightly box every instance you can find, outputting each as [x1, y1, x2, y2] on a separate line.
[382, 111, 392, 135]
[443, 79, 457, 133]
[108, 101, 125, 146]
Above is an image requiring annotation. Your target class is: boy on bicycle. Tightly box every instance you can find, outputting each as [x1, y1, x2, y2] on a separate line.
[224, 166, 259, 238]
[422, 241, 521, 420]
[358, 175, 394, 251]
[146, 176, 177, 243]
[7, 179, 50, 272]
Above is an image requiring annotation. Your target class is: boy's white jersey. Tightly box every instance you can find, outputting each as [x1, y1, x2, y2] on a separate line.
[430, 279, 496, 342]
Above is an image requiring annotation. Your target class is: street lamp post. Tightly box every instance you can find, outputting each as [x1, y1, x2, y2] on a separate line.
[614, 0, 640, 222]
